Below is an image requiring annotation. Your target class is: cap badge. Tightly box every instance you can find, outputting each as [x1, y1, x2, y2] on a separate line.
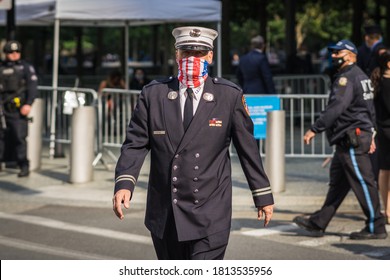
[203, 92, 214, 101]
[11, 43, 18, 51]
[167, 91, 178, 100]
[189, 29, 201, 37]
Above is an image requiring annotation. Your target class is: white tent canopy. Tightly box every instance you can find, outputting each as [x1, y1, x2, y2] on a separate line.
[0, 0, 222, 79]
[0, 0, 55, 25]
[57, 0, 221, 24]
[1, 0, 221, 25]
[1, 0, 222, 158]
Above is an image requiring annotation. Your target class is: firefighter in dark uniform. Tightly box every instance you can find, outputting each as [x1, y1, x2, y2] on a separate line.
[0, 40, 38, 177]
[113, 26, 274, 259]
[294, 39, 387, 239]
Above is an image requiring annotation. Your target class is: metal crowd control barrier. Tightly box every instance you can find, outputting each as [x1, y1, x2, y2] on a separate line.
[278, 94, 333, 158]
[273, 74, 331, 95]
[93, 91, 332, 165]
[92, 90, 332, 165]
[250, 93, 333, 159]
[93, 88, 141, 168]
[37, 86, 98, 159]
[37, 84, 333, 171]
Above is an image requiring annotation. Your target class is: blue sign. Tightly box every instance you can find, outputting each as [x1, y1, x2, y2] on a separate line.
[245, 96, 280, 139]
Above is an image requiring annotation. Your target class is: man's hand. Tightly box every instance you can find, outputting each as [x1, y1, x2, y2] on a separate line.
[369, 137, 376, 154]
[20, 104, 31, 116]
[257, 204, 274, 227]
[113, 189, 131, 220]
[303, 129, 316, 145]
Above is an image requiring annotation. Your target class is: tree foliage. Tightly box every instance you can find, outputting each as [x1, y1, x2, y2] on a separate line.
[2, 0, 387, 76]
[228, 0, 384, 55]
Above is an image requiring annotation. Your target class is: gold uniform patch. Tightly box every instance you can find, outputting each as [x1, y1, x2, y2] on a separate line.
[242, 96, 250, 116]
[339, 77, 348, 86]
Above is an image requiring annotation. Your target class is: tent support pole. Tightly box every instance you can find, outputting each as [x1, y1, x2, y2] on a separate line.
[217, 21, 222, 77]
[125, 22, 129, 88]
[50, 18, 60, 159]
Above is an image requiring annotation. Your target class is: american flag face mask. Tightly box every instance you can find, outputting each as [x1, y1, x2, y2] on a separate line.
[177, 56, 209, 88]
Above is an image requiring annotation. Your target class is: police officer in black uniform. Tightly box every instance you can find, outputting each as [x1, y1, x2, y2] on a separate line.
[113, 26, 274, 259]
[293, 39, 387, 239]
[0, 40, 38, 177]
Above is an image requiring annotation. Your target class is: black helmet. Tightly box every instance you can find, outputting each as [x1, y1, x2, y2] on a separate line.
[3, 40, 22, 54]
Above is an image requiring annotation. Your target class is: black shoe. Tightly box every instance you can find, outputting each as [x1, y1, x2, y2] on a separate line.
[17, 168, 30, 177]
[350, 229, 388, 240]
[293, 216, 324, 237]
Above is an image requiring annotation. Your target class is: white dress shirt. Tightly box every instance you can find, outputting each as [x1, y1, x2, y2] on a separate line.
[179, 83, 204, 122]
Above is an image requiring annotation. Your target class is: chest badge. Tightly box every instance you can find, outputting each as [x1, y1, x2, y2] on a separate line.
[203, 92, 214, 101]
[167, 91, 178, 100]
[209, 118, 222, 127]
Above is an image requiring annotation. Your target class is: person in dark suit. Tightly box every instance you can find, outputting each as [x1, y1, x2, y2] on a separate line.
[113, 26, 274, 260]
[236, 35, 276, 94]
[129, 68, 151, 90]
[357, 25, 387, 183]
[371, 49, 390, 224]
[357, 24, 386, 77]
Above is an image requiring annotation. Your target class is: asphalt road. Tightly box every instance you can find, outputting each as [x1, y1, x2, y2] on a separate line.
[1, 203, 389, 260]
[0, 154, 389, 260]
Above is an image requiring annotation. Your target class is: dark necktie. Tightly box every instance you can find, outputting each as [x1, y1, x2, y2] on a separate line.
[183, 88, 194, 131]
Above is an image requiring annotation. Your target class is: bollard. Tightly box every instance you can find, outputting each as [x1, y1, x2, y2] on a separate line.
[69, 106, 95, 183]
[27, 98, 44, 171]
[265, 110, 285, 193]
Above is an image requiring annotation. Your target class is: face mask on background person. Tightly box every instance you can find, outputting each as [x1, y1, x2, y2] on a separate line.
[331, 55, 347, 69]
[135, 74, 144, 80]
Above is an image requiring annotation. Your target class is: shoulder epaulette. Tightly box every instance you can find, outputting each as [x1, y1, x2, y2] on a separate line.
[144, 76, 175, 88]
[211, 77, 242, 91]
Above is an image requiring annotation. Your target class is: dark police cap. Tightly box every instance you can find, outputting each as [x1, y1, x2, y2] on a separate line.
[328, 39, 358, 55]
[364, 25, 382, 35]
[3, 40, 22, 53]
[172, 26, 218, 51]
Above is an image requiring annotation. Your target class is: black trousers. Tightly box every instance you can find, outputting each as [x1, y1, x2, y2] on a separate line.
[0, 112, 29, 168]
[309, 131, 386, 234]
[151, 210, 230, 260]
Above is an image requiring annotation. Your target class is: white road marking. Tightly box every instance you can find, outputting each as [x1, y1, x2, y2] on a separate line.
[0, 235, 116, 259]
[0, 212, 152, 245]
[298, 236, 340, 247]
[240, 224, 297, 237]
[364, 248, 390, 258]
[240, 223, 390, 257]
